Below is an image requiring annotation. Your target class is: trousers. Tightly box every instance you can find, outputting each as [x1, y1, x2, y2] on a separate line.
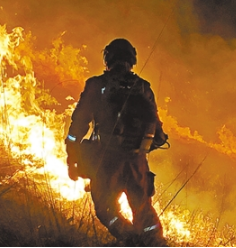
[90, 149, 163, 245]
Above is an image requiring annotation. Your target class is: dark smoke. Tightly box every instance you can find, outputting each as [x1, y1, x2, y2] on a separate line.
[193, 0, 236, 39]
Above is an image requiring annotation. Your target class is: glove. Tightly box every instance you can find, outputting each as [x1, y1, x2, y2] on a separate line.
[65, 138, 79, 181]
[149, 132, 168, 152]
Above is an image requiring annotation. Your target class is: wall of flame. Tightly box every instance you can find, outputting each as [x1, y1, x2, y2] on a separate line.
[0, 0, 236, 244]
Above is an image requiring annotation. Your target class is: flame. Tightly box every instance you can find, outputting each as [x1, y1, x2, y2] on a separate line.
[118, 193, 192, 242]
[0, 25, 86, 200]
[161, 209, 191, 243]
[160, 108, 236, 158]
[118, 192, 133, 222]
[0, 25, 236, 246]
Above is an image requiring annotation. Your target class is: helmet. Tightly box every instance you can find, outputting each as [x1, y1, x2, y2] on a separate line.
[103, 38, 137, 68]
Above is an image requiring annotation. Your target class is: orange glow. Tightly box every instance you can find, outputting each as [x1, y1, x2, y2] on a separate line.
[0, 25, 86, 201]
[1, 25, 236, 246]
[118, 192, 133, 222]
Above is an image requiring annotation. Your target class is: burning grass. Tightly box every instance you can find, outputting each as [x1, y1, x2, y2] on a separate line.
[0, 25, 236, 246]
[1, 166, 236, 247]
[0, 169, 114, 246]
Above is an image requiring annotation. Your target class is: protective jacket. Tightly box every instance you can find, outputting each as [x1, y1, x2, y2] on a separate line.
[68, 69, 166, 149]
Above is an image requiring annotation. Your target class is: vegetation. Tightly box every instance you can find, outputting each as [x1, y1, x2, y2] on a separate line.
[0, 25, 235, 247]
[0, 164, 236, 247]
[0, 167, 115, 247]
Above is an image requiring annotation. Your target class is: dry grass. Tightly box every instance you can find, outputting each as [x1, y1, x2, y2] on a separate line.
[0, 161, 235, 247]
[0, 162, 115, 247]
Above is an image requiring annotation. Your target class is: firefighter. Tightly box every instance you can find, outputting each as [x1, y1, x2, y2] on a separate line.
[65, 38, 168, 246]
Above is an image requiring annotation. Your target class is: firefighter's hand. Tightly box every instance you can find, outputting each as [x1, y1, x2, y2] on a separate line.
[65, 138, 78, 181]
[65, 139, 78, 165]
[68, 164, 78, 181]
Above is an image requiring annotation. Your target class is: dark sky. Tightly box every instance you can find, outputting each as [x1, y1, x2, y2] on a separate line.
[194, 0, 236, 38]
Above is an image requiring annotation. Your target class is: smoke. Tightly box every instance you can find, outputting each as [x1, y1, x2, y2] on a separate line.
[0, 0, 236, 229]
[193, 0, 236, 39]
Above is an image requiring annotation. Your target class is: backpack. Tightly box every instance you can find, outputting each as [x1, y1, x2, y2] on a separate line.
[97, 72, 157, 152]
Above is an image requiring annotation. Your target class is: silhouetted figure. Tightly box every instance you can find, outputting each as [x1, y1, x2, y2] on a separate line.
[65, 38, 168, 246]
